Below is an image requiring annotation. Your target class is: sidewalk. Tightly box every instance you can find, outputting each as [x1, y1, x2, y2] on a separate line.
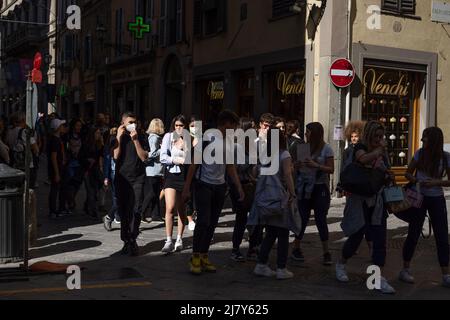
[1, 160, 450, 300]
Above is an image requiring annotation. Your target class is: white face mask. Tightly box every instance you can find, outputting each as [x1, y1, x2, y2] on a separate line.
[190, 127, 197, 135]
[126, 123, 136, 133]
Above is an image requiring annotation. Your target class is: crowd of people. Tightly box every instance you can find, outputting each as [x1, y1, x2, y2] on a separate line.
[0, 109, 449, 294]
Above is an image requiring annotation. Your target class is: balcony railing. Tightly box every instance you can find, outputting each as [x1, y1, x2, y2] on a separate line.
[5, 25, 46, 53]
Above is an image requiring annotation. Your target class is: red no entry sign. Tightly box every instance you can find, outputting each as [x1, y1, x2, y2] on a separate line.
[330, 58, 355, 88]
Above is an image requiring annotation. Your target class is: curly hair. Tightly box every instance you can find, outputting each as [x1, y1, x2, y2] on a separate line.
[344, 121, 366, 142]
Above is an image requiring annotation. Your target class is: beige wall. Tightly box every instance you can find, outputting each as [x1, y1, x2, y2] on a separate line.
[352, 0, 450, 144]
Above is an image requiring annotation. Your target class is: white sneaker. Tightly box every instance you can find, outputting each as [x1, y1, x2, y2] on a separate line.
[379, 277, 396, 294]
[399, 269, 415, 284]
[254, 264, 276, 278]
[174, 238, 183, 252]
[161, 240, 174, 253]
[276, 268, 294, 280]
[443, 275, 450, 288]
[336, 263, 349, 282]
[188, 221, 196, 231]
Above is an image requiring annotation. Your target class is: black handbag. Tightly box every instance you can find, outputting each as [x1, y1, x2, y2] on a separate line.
[340, 162, 385, 197]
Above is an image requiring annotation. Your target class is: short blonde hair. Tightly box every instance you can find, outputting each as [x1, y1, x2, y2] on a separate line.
[147, 118, 165, 135]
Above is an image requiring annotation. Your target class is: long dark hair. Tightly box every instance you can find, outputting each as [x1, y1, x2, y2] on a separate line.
[417, 127, 446, 178]
[361, 121, 385, 151]
[170, 115, 187, 132]
[306, 122, 325, 155]
[84, 127, 103, 152]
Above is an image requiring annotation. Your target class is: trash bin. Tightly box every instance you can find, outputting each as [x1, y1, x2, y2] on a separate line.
[0, 164, 26, 264]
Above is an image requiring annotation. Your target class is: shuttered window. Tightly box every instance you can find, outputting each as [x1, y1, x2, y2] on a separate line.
[272, 0, 296, 18]
[159, 0, 167, 47]
[382, 0, 416, 15]
[194, 0, 227, 37]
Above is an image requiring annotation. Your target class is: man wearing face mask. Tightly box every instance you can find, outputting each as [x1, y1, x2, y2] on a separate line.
[113, 112, 150, 256]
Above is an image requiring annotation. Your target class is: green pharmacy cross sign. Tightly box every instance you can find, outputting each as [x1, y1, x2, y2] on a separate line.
[128, 16, 151, 39]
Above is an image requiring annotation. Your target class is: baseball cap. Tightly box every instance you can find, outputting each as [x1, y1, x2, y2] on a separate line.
[50, 119, 66, 130]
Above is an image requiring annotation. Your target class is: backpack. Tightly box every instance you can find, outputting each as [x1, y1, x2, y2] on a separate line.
[10, 128, 26, 170]
[253, 152, 289, 218]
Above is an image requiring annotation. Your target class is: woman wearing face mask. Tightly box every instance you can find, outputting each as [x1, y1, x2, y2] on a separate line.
[160, 115, 189, 253]
[398, 127, 450, 288]
[80, 127, 104, 220]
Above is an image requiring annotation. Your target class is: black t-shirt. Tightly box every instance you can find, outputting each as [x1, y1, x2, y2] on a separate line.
[117, 133, 149, 181]
[47, 135, 65, 177]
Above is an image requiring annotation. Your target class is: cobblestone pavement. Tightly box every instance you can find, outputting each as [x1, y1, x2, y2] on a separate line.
[1, 158, 450, 300]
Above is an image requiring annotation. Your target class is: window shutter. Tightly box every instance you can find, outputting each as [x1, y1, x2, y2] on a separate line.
[146, 0, 154, 50]
[217, 0, 227, 32]
[133, 0, 140, 54]
[159, 0, 167, 47]
[176, 0, 185, 42]
[400, 0, 415, 14]
[382, 0, 399, 12]
[272, 0, 296, 18]
[193, 0, 203, 37]
[382, 0, 415, 14]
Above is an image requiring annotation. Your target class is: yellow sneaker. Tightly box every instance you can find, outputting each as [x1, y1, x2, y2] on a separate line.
[190, 254, 202, 275]
[200, 254, 217, 273]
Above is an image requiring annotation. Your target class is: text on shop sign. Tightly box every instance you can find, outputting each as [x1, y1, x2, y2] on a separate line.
[277, 72, 305, 96]
[363, 68, 410, 97]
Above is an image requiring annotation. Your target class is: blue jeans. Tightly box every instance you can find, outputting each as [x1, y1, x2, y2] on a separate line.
[107, 169, 120, 221]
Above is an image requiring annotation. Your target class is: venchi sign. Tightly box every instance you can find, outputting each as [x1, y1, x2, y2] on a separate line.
[207, 81, 224, 100]
[363, 68, 410, 97]
[277, 72, 305, 96]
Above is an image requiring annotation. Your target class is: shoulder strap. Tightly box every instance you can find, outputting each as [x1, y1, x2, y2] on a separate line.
[17, 128, 25, 142]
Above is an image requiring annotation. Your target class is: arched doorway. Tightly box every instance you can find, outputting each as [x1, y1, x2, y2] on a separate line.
[164, 55, 183, 124]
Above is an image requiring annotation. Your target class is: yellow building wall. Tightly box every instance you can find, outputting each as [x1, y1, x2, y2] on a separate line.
[352, 0, 450, 144]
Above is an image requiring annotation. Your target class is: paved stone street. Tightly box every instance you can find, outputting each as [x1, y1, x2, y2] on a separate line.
[1, 157, 450, 300]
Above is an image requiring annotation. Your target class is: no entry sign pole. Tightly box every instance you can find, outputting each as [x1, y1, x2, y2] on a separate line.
[330, 58, 355, 197]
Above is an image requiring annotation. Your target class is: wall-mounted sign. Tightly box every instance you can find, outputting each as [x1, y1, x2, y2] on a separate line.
[207, 81, 224, 100]
[432, 1, 450, 24]
[363, 68, 410, 97]
[277, 72, 305, 96]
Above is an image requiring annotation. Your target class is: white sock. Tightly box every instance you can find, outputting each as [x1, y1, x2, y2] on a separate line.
[177, 235, 182, 241]
[166, 237, 172, 243]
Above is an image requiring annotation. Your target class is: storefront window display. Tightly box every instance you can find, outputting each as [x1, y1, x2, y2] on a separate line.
[269, 69, 305, 136]
[362, 65, 425, 168]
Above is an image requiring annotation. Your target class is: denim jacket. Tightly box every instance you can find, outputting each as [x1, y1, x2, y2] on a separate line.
[146, 133, 163, 177]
